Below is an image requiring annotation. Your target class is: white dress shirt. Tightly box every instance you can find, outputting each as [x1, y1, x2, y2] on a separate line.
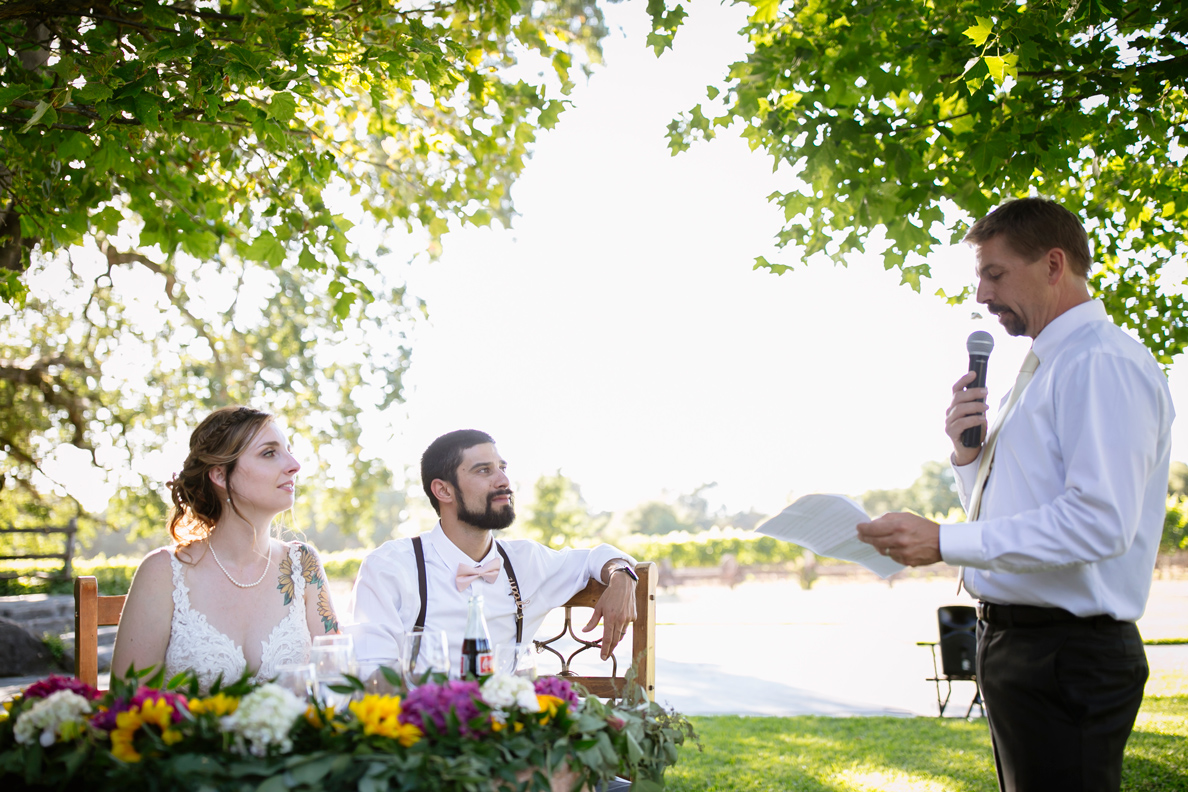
[346, 523, 636, 672]
[940, 300, 1174, 621]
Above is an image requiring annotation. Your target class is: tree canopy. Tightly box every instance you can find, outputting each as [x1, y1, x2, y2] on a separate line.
[0, 0, 606, 535]
[660, 0, 1188, 362]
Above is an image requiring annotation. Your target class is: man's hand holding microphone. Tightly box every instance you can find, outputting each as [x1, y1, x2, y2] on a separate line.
[856, 332, 995, 566]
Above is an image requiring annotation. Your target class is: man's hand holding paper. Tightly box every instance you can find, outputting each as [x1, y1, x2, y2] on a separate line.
[855, 512, 942, 567]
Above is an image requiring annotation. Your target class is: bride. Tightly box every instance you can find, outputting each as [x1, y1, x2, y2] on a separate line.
[112, 406, 339, 691]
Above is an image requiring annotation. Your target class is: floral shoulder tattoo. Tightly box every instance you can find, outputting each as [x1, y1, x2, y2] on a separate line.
[303, 543, 339, 634]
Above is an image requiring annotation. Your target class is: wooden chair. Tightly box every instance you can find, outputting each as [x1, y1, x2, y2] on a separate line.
[74, 576, 126, 689]
[535, 561, 656, 701]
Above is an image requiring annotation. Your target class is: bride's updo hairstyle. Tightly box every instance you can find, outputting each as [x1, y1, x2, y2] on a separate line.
[166, 406, 274, 546]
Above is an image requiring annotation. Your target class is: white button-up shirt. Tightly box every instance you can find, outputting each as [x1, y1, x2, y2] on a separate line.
[346, 523, 635, 672]
[940, 300, 1174, 621]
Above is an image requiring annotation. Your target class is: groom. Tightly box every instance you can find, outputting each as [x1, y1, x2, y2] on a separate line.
[347, 429, 638, 675]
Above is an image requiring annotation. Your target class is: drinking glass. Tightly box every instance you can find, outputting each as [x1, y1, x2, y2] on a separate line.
[311, 643, 357, 710]
[494, 643, 537, 679]
[401, 628, 450, 686]
[273, 662, 316, 700]
[313, 634, 359, 671]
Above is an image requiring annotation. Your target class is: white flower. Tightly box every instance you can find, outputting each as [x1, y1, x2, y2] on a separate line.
[13, 690, 93, 747]
[481, 674, 540, 712]
[220, 683, 306, 757]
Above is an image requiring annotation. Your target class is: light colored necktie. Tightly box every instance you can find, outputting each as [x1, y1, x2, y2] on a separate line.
[455, 558, 502, 591]
[959, 350, 1040, 594]
[966, 350, 1041, 521]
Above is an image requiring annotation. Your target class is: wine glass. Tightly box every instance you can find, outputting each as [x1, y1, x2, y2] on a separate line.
[274, 662, 316, 700]
[494, 643, 537, 679]
[311, 642, 358, 711]
[401, 628, 450, 686]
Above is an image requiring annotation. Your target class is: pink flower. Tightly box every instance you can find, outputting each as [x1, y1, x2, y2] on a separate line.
[22, 676, 100, 702]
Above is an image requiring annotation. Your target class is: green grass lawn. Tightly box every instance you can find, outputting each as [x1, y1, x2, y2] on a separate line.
[663, 696, 1188, 791]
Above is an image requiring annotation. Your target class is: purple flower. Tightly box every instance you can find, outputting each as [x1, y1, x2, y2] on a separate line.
[399, 680, 486, 737]
[533, 677, 579, 708]
[22, 676, 100, 702]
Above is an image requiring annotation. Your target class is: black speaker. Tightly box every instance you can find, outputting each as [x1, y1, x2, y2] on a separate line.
[938, 605, 978, 677]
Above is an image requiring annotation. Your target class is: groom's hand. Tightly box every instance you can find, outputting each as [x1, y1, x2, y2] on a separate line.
[857, 513, 942, 567]
[583, 563, 637, 660]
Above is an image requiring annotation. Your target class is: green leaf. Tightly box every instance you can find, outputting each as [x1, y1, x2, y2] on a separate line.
[0, 85, 27, 109]
[19, 101, 53, 132]
[269, 92, 297, 122]
[963, 16, 994, 47]
[750, 0, 780, 24]
[244, 231, 286, 267]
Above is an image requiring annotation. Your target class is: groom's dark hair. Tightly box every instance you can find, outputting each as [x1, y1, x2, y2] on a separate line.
[421, 429, 496, 514]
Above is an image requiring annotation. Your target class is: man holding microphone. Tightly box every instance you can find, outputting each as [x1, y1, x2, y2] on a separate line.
[857, 197, 1174, 792]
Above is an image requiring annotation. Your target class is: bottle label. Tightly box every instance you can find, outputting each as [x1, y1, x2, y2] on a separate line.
[478, 652, 493, 676]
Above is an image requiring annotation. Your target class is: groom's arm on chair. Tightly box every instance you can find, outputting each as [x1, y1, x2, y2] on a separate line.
[110, 547, 175, 679]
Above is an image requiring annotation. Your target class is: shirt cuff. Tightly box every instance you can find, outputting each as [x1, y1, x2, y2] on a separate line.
[939, 522, 985, 566]
[951, 454, 981, 507]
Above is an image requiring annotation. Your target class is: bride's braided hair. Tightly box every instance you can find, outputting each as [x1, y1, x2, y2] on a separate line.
[166, 406, 274, 545]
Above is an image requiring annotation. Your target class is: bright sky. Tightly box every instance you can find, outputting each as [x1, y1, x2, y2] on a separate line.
[358, 0, 1188, 517]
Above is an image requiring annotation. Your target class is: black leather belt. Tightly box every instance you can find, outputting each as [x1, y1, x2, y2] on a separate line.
[977, 601, 1125, 628]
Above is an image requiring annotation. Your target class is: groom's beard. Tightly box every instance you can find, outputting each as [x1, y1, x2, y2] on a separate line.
[457, 489, 516, 530]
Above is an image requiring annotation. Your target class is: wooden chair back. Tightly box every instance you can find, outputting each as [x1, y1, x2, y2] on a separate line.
[74, 576, 126, 689]
[535, 561, 656, 701]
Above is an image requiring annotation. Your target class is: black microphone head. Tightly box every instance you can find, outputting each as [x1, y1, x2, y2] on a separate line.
[966, 330, 994, 357]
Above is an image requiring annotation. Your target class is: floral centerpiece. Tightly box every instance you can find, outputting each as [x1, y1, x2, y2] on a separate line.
[0, 666, 695, 792]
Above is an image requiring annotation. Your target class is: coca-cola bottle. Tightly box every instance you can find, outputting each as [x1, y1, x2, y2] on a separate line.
[460, 589, 493, 679]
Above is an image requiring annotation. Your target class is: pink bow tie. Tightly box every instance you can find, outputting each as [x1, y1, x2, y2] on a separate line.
[456, 558, 501, 591]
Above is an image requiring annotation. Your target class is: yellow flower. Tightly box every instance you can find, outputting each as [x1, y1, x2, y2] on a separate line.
[111, 727, 141, 763]
[138, 697, 176, 731]
[348, 695, 421, 747]
[110, 709, 144, 763]
[189, 693, 239, 717]
[162, 728, 183, 746]
[491, 718, 524, 733]
[115, 709, 144, 731]
[305, 703, 335, 729]
[536, 695, 565, 725]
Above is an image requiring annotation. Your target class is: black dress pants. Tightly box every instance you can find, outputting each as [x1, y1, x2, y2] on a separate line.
[977, 612, 1148, 792]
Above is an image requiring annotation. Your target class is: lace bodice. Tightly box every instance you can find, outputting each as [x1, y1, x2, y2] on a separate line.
[164, 543, 311, 692]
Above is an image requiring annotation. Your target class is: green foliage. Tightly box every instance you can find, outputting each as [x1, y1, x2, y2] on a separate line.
[661, 0, 1188, 361]
[1, 1, 610, 538]
[0, 555, 138, 595]
[1169, 462, 1188, 499]
[861, 460, 964, 521]
[627, 483, 767, 536]
[666, 696, 1188, 791]
[621, 529, 803, 568]
[1163, 495, 1188, 554]
[0, 1, 607, 306]
[523, 472, 603, 549]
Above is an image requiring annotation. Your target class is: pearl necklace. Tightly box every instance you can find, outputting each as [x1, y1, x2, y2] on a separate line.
[210, 540, 272, 588]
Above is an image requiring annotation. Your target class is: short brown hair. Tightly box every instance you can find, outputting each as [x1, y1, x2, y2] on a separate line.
[964, 197, 1091, 278]
[166, 406, 274, 545]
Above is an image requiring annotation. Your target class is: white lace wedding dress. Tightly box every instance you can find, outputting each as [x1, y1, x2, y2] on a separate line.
[163, 543, 312, 692]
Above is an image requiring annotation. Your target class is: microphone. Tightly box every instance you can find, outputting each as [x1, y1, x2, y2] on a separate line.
[961, 331, 995, 448]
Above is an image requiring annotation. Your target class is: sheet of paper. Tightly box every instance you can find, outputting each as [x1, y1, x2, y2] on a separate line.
[754, 493, 905, 579]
